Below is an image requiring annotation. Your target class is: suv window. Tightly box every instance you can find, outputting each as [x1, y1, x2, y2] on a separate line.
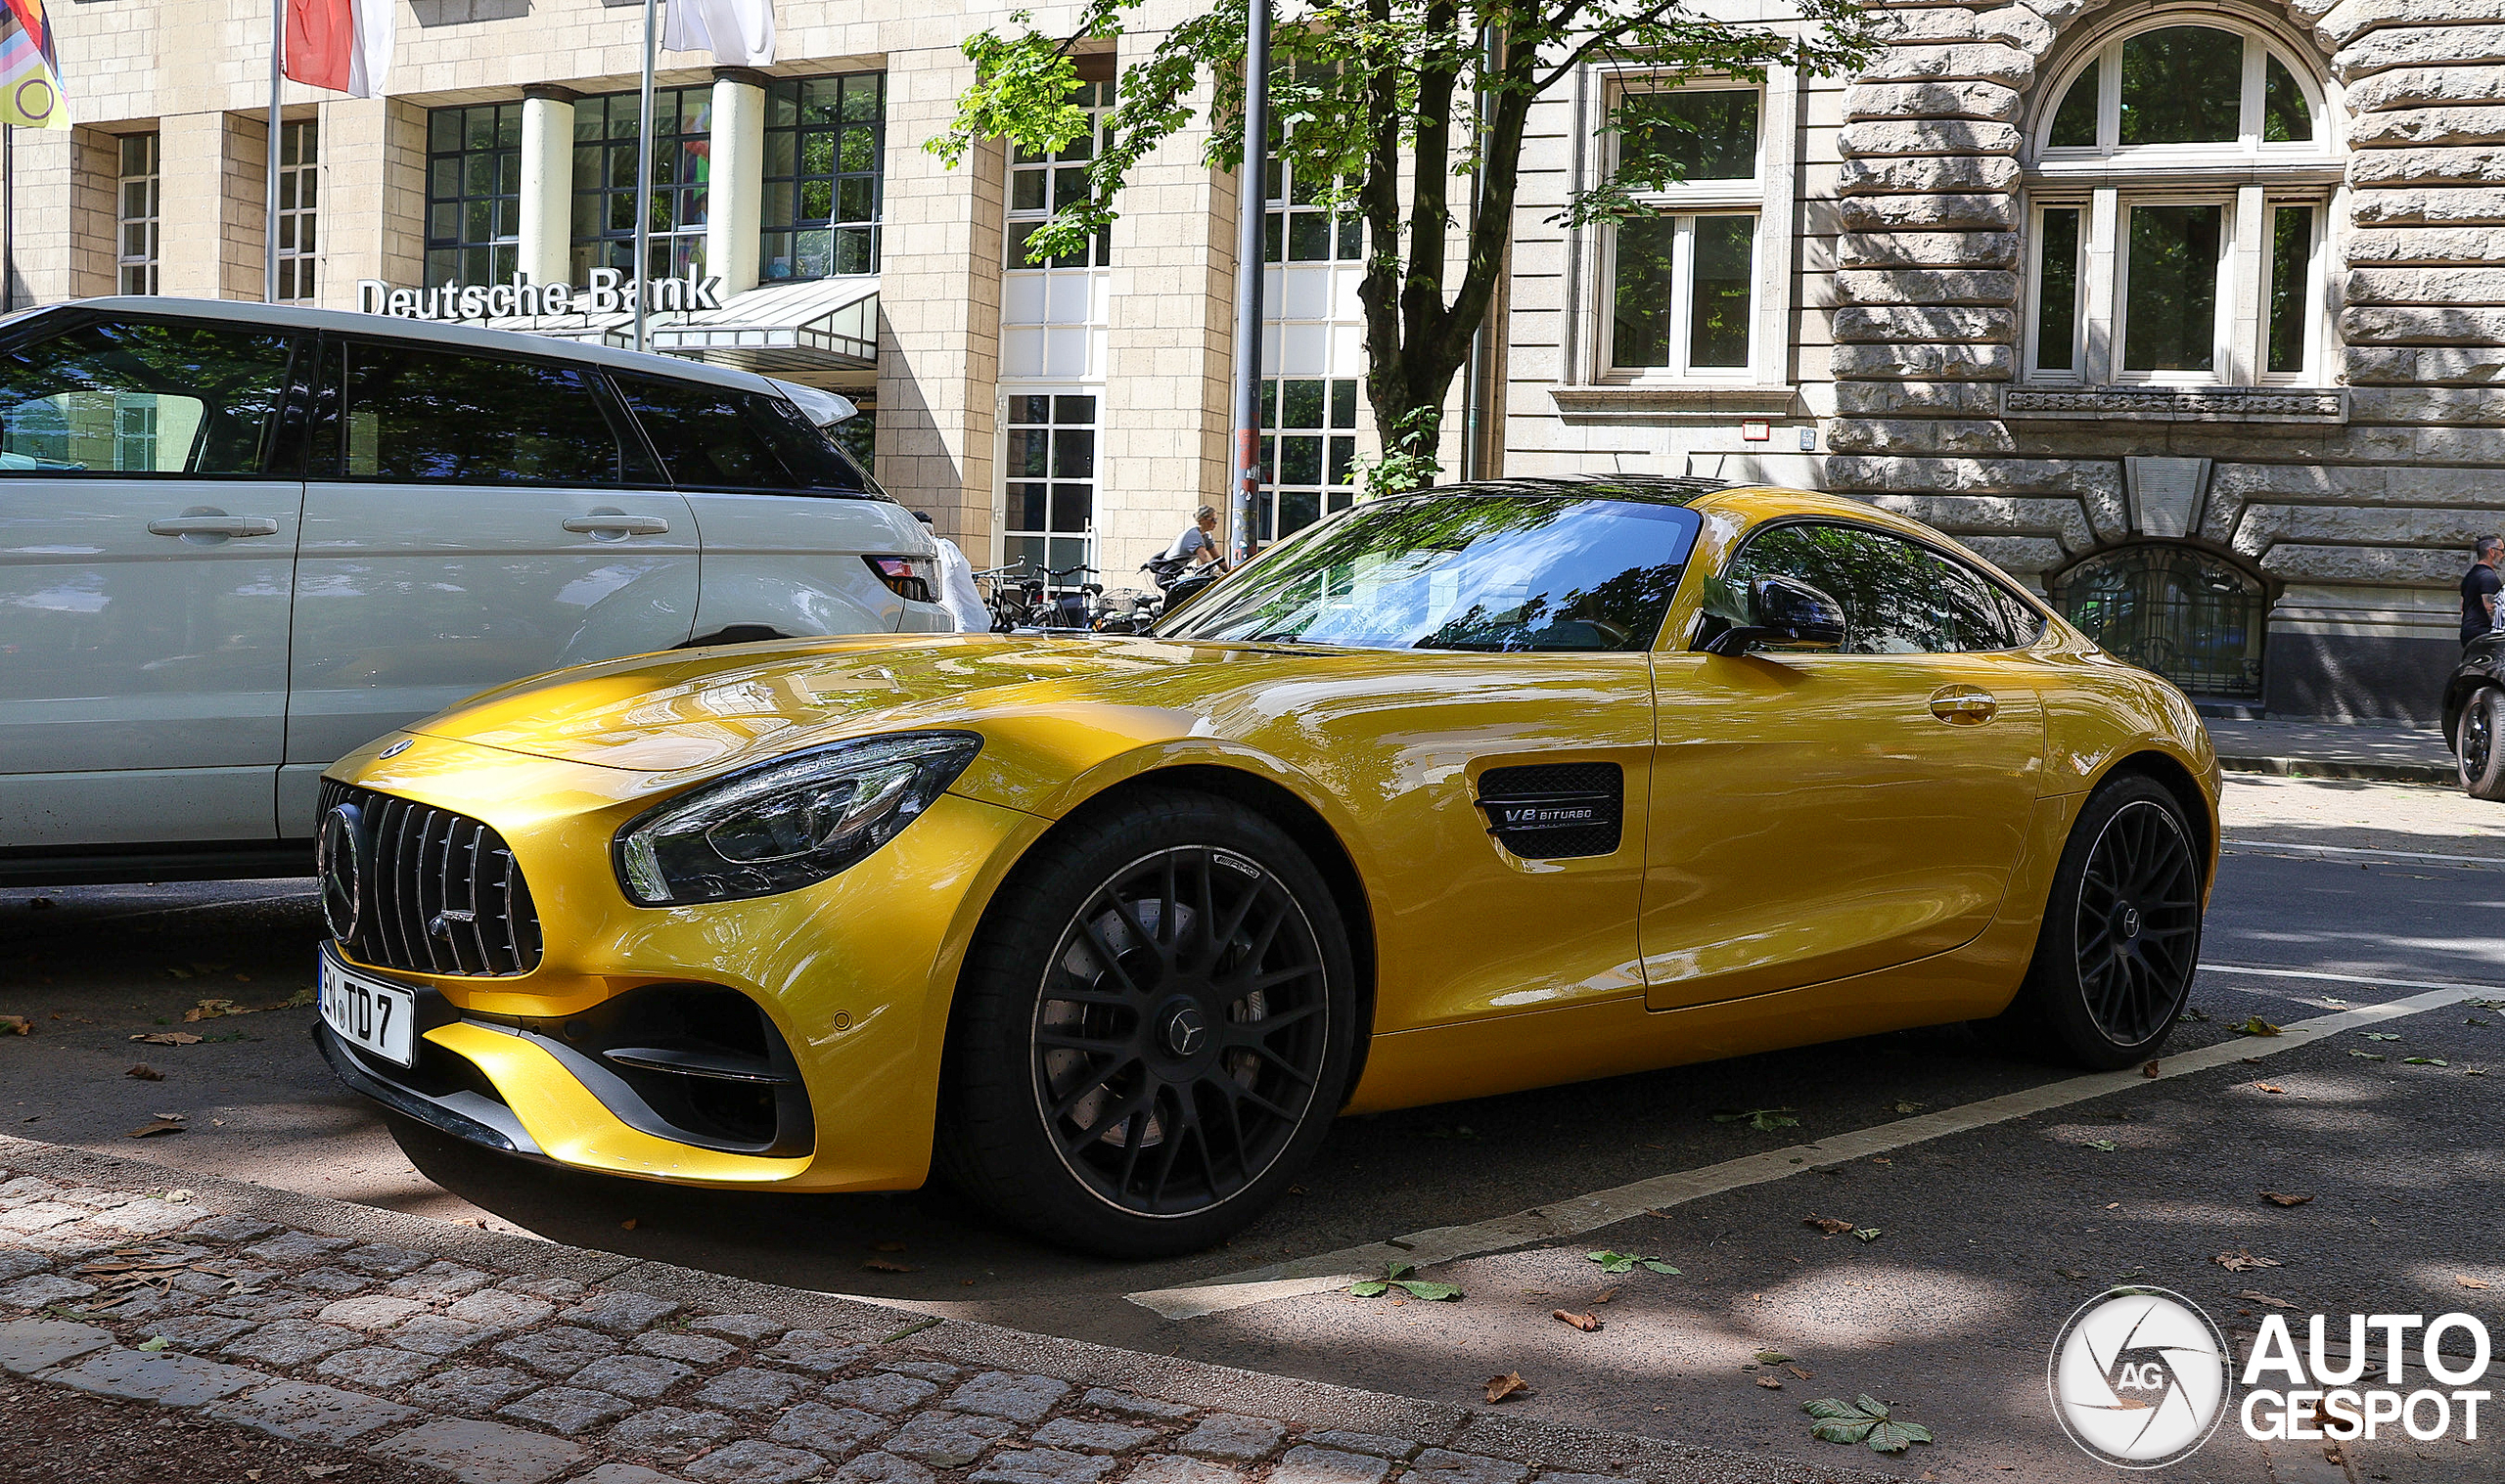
[321, 341, 631, 484]
[615, 374, 868, 493]
[1728, 522, 2016, 654]
[0, 317, 295, 475]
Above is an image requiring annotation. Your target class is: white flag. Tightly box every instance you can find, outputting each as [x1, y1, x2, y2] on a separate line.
[663, 0, 775, 67]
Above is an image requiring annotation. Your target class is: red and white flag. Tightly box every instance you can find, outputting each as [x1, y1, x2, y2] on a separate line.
[284, 0, 393, 98]
[663, 0, 774, 67]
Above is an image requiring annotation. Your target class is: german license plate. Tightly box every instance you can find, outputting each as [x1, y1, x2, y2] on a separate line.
[319, 955, 417, 1068]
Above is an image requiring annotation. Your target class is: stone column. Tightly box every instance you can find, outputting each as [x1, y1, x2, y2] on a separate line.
[706, 68, 769, 297]
[519, 86, 577, 289]
[155, 112, 229, 299]
[876, 44, 1004, 545]
[9, 126, 118, 306]
[320, 96, 428, 304]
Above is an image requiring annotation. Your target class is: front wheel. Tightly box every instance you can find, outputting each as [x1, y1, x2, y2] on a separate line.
[1980, 775, 2205, 1069]
[936, 789, 1357, 1256]
[2459, 687, 2505, 800]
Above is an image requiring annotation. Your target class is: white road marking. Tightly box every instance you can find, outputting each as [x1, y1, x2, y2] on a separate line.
[1125, 972, 2491, 1320]
[2222, 837, 2505, 869]
[2192, 963, 2505, 994]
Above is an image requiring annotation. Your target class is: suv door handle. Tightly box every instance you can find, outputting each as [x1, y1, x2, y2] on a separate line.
[147, 513, 281, 539]
[1930, 686, 1998, 725]
[562, 514, 671, 537]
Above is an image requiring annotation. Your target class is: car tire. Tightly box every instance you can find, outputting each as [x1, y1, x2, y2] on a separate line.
[935, 788, 1358, 1257]
[1978, 774, 2205, 1071]
[2459, 687, 2505, 801]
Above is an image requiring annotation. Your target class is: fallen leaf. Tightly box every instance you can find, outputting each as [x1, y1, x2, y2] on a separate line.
[2055, 1267, 2088, 1280]
[1754, 1350, 1793, 1365]
[1714, 1106, 1800, 1132]
[2403, 1057, 2450, 1066]
[2363, 1032, 2401, 1042]
[1485, 1372, 1529, 1404]
[2141, 1060, 2161, 1078]
[1590, 1287, 1618, 1305]
[1756, 1376, 1784, 1389]
[2461, 1276, 2493, 1290]
[619, 1219, 638, 1231]
[1890, 1101, 1926, 1113]
[125, 1063, 163, 1081]
[136, 1336, 168, 1351]
[860, 1258, 917, 1273]
[1853, 1228, 1883, 1243]
[126, 1120, 183, 1138]
[872, 1240, 907, 1252]
[2086, 1139, 2120, 1152]
[1803, 1395, 1936, 1455]
[2254, 1083, 2286, 1095]
[2235, 1290, 2298, 1309]
[302, 1466, 351, 1480]
[2261, 1192, 2314, 1208]
[1554, 1309, 1604, 1332]
[2236, 1015, 2283, 1037]
[0, 1014, 29, 1035]
[1586, 1250, 1678, 1275]
[2215, 1250, 2283, 1273]
[1788, 1366, 1813, 1380]
[129, 1032, 204, 1046]
[1803, 1215, 1854, 1236]
[2179, 1007, 2211, 1023]
[2350, 1051, 2388, 1060]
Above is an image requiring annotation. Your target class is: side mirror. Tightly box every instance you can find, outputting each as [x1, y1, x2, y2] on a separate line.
[1700, 574, 1847, 656]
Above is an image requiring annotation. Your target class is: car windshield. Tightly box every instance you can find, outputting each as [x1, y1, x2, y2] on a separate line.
[1158, 490, 1705, 652]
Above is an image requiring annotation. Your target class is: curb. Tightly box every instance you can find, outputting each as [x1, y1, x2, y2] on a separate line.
[2217, 753, 2454, 786]
[0, 1133, 1882, 1484]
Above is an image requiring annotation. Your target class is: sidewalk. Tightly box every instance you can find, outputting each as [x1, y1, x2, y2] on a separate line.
[0, 1136, 1879, 1484]
[2203, 716, 2454, 786]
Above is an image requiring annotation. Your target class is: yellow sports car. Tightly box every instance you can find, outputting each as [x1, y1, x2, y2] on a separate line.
[313, 477, 2217, 1255]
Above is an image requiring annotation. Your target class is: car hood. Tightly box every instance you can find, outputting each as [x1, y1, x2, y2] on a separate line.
[400, 633, 1298, 778]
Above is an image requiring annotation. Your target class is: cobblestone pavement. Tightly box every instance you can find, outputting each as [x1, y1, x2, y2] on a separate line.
[0, 1145, 1877, 1484]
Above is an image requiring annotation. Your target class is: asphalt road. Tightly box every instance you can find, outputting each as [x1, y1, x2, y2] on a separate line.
[4, 773, 2501, 1482]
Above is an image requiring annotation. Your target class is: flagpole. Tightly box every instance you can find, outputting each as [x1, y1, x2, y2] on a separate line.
[265, 1, 282, 302]
[633, 0, 658, 353]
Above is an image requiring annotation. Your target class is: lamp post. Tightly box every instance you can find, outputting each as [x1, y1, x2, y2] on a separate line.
[1227, 0, 1270, 566]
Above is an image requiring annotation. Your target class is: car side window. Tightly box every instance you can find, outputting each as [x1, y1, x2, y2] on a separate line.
[1728, 522, 2016, 654]
[1997, 587, 2050, 646]
[0, 317, 296, 475]
[319, 341, 629, 485]
[613, 375, 867, 493]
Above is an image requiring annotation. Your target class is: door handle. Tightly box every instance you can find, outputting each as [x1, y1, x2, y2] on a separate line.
[562, 514, 671, 537]
[147, 513, 280, 539]
[1929, 686, 1998, 725]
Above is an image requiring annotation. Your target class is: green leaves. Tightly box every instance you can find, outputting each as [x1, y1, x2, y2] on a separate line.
[2236, 1015, 2283, 1037]
[2362, 1032, 2401, 1041]
[2404, 1057, 2450, 1066]
[1586, 1250, 1680, 1275]
[1347, 1261, 1461, 1301]
[2086, 1139, 2120, 1152]
[1712, 1106, 1800, 1132]
[1803, 1395, 1934, 1454]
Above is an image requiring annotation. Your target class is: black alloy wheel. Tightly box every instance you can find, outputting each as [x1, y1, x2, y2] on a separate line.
[1032, 845, 1332, 1217]
[937, 788, 1356, 1256]
[2072, 798, 2202, 1048]
[1979, 774, 2206, 1069]
[2461, 688, 2505, 800]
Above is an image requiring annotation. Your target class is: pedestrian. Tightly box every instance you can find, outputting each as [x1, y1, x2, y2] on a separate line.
[2465, 536, 2503, 648]
[913, 511, 989, 633]
[1162, 505, 1231, 576]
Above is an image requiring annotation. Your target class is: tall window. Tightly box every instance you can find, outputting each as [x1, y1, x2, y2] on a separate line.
[2027, 21, 2336, 385]
[1256, 377, 1359, 543]
[1000, 393, 1095, 577]
[1263, 139, 1359, 266]
[1603, 84, 1762, 379]
[761, 73, 885, 282]
[1006, 80, 1113, 268]
[275, 119, 319, 303]
[425, 104, 523, 289]
[116, 133, 160, 295]
[572, 88, 710, 282]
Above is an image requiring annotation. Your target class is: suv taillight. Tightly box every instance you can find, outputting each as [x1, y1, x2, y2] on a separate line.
[865, 556, 934, 603]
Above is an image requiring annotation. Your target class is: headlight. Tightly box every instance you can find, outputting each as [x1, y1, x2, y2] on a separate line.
[614, 732, 982, 905]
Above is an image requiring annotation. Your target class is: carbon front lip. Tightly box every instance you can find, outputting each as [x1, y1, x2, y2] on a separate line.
[311, 1019, 546, 1159]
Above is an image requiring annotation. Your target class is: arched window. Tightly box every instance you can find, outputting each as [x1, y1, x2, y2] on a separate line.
[2054, 544, 2269, 699]
[2024, 17, 2340, 387]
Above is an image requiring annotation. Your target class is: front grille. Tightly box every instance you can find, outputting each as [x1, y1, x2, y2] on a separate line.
[318, 780, 543, 976]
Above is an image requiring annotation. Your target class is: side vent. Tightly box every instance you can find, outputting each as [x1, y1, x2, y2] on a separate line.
[1474, 762, 1623, 859]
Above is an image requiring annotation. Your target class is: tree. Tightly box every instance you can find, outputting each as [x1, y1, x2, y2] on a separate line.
[931, 0, 1881, 493]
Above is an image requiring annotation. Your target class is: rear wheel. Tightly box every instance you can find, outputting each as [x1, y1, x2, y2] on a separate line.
[936, 789, 1356, 1256]
[2459, 688, 2505, 801]
[1981, 775, 2204, 1069]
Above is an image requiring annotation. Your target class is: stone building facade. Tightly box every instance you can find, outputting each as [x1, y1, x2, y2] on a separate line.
[6, 0, 2496, 720]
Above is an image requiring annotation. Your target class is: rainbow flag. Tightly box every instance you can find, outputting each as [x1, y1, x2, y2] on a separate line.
[0, 0, 65, 129]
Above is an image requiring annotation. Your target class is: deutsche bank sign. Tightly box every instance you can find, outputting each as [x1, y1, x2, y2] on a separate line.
[354, 270, 727, 323]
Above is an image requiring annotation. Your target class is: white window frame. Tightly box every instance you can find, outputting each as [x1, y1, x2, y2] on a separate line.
[1585, 71, 1789, 387]
[2024, 10, 2343, 388]
[992, 385, 1100, 577]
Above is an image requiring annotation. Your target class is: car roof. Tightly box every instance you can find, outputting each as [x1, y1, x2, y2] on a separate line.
[1415, 474, 1732, 508]
[48, 296, 782, 396]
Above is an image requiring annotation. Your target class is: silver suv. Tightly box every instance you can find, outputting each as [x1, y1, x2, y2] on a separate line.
[0, 297, 947, 883]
